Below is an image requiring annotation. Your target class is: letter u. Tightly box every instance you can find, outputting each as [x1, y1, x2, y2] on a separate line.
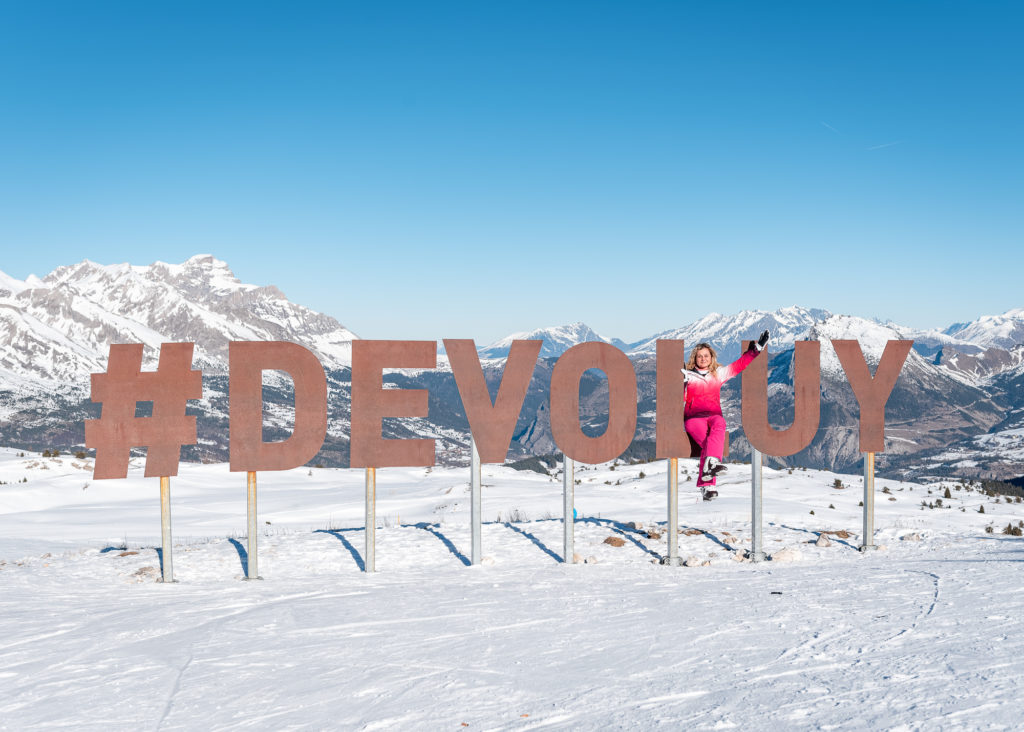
[741, 341, 820, 456]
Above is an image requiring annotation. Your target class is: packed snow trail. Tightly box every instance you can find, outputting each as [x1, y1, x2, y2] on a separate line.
[2, 449, 1024, 728]
[1, 535, 1023, 729]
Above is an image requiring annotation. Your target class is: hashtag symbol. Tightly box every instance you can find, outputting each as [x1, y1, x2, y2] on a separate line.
[85, 343, 203, 480]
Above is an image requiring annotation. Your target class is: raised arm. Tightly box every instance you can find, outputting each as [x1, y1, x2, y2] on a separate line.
[720, 330, 770, 381]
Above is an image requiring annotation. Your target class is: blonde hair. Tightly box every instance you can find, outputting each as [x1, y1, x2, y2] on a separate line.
[685, 342, 720, 376]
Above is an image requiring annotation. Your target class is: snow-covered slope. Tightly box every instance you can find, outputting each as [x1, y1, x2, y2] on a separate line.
[899, 325, 982, 355]
[935, 344, 1024, 384]
[992, 345, 1024, 383]
[944, 307, 1024, 349]
[916, 426, 1024, 478]
[0, 270, 33, 296]
[805, 314, 918, 376]
[2, 449, 1024, 729]
[478, 321, 627, 359]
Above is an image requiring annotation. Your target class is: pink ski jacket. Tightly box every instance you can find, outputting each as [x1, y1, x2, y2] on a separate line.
[683, 345, 762, 418]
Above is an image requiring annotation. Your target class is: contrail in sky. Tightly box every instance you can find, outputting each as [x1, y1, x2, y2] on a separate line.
[865, 141, 902, 151]
[821, 121, 841, 133]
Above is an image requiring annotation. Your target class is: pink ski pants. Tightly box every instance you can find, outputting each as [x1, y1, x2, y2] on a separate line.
[685, 414, 726, 487]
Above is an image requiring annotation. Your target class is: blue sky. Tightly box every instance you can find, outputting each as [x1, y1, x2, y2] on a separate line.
[1, 1, 1021, 342]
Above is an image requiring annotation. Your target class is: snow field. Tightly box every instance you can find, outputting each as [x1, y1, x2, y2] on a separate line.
[2, 447, 1024, 729]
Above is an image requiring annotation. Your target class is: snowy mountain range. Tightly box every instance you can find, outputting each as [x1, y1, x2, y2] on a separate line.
[478, 322, 629, 360]
[626, 306, 833, 362]
[943, 308, 1024, 350]
[1, 256, 1023, 480]
[0, 255, 356, 387]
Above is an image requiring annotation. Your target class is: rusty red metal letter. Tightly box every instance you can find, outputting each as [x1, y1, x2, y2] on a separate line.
[229, 341, 328, 472]
[86, 343, 203, 479]
[550, 342, 637, 464]
[831, 339, 914, 452]
[444, 339, 541, 464]
[350, 340, 437, 468]
[655, 339, 691, 458]
[741, 340, 821, 456]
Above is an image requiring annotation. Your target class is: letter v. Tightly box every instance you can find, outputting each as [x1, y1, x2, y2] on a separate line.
[444, 339, 542, 464]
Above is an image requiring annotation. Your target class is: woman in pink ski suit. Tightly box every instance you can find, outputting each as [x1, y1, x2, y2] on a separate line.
[683, 330, 769, 499]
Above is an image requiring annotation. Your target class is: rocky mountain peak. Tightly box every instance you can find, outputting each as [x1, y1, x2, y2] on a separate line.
[0, 256, 357, 389]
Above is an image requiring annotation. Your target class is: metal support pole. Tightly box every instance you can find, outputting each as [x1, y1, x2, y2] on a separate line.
[365, 467, 376, 572]
[563, 455, 574, 563]
[750, 449, 766, 562]
[665, 457, 681, 566]
[159, 476, 174, 582]
[245, 471, 261, 579]
[860, 452, 877, 552]
[471, 438, 482, 565]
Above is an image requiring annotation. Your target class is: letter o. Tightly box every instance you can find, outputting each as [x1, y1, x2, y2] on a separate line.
[549, 343, 637, 464]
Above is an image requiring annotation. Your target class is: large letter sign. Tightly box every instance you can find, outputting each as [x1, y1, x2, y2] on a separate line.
[655, 339, 688, 458]
[741, 340, 821, 456]
[229, 341, 328, 472]
[445, 339, 541, 464]
[350, 340, 437, 468]
[832, 339, 914, 452]
[85, 342, 203, 479]
[549, 342, 638, 464]
[86, 336, 915, 476]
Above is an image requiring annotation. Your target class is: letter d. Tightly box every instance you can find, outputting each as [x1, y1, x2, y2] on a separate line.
[229, 341, 328, 472]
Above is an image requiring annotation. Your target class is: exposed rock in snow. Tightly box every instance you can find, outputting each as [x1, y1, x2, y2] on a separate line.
[771, 547, 802, 562]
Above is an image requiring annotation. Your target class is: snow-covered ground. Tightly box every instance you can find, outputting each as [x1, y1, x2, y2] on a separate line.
[2, 447, 1023, 729]
[915, 427, 1024, 481]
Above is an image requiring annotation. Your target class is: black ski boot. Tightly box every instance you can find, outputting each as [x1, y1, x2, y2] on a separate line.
[702, 457, 727, 481]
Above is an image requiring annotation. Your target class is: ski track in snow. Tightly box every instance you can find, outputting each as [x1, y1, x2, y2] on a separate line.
[1, 448, 1024, 729]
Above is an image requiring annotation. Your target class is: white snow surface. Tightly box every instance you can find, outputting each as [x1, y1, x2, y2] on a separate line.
[0, 270, 30, 296]
[2, 448, 1024, 729]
